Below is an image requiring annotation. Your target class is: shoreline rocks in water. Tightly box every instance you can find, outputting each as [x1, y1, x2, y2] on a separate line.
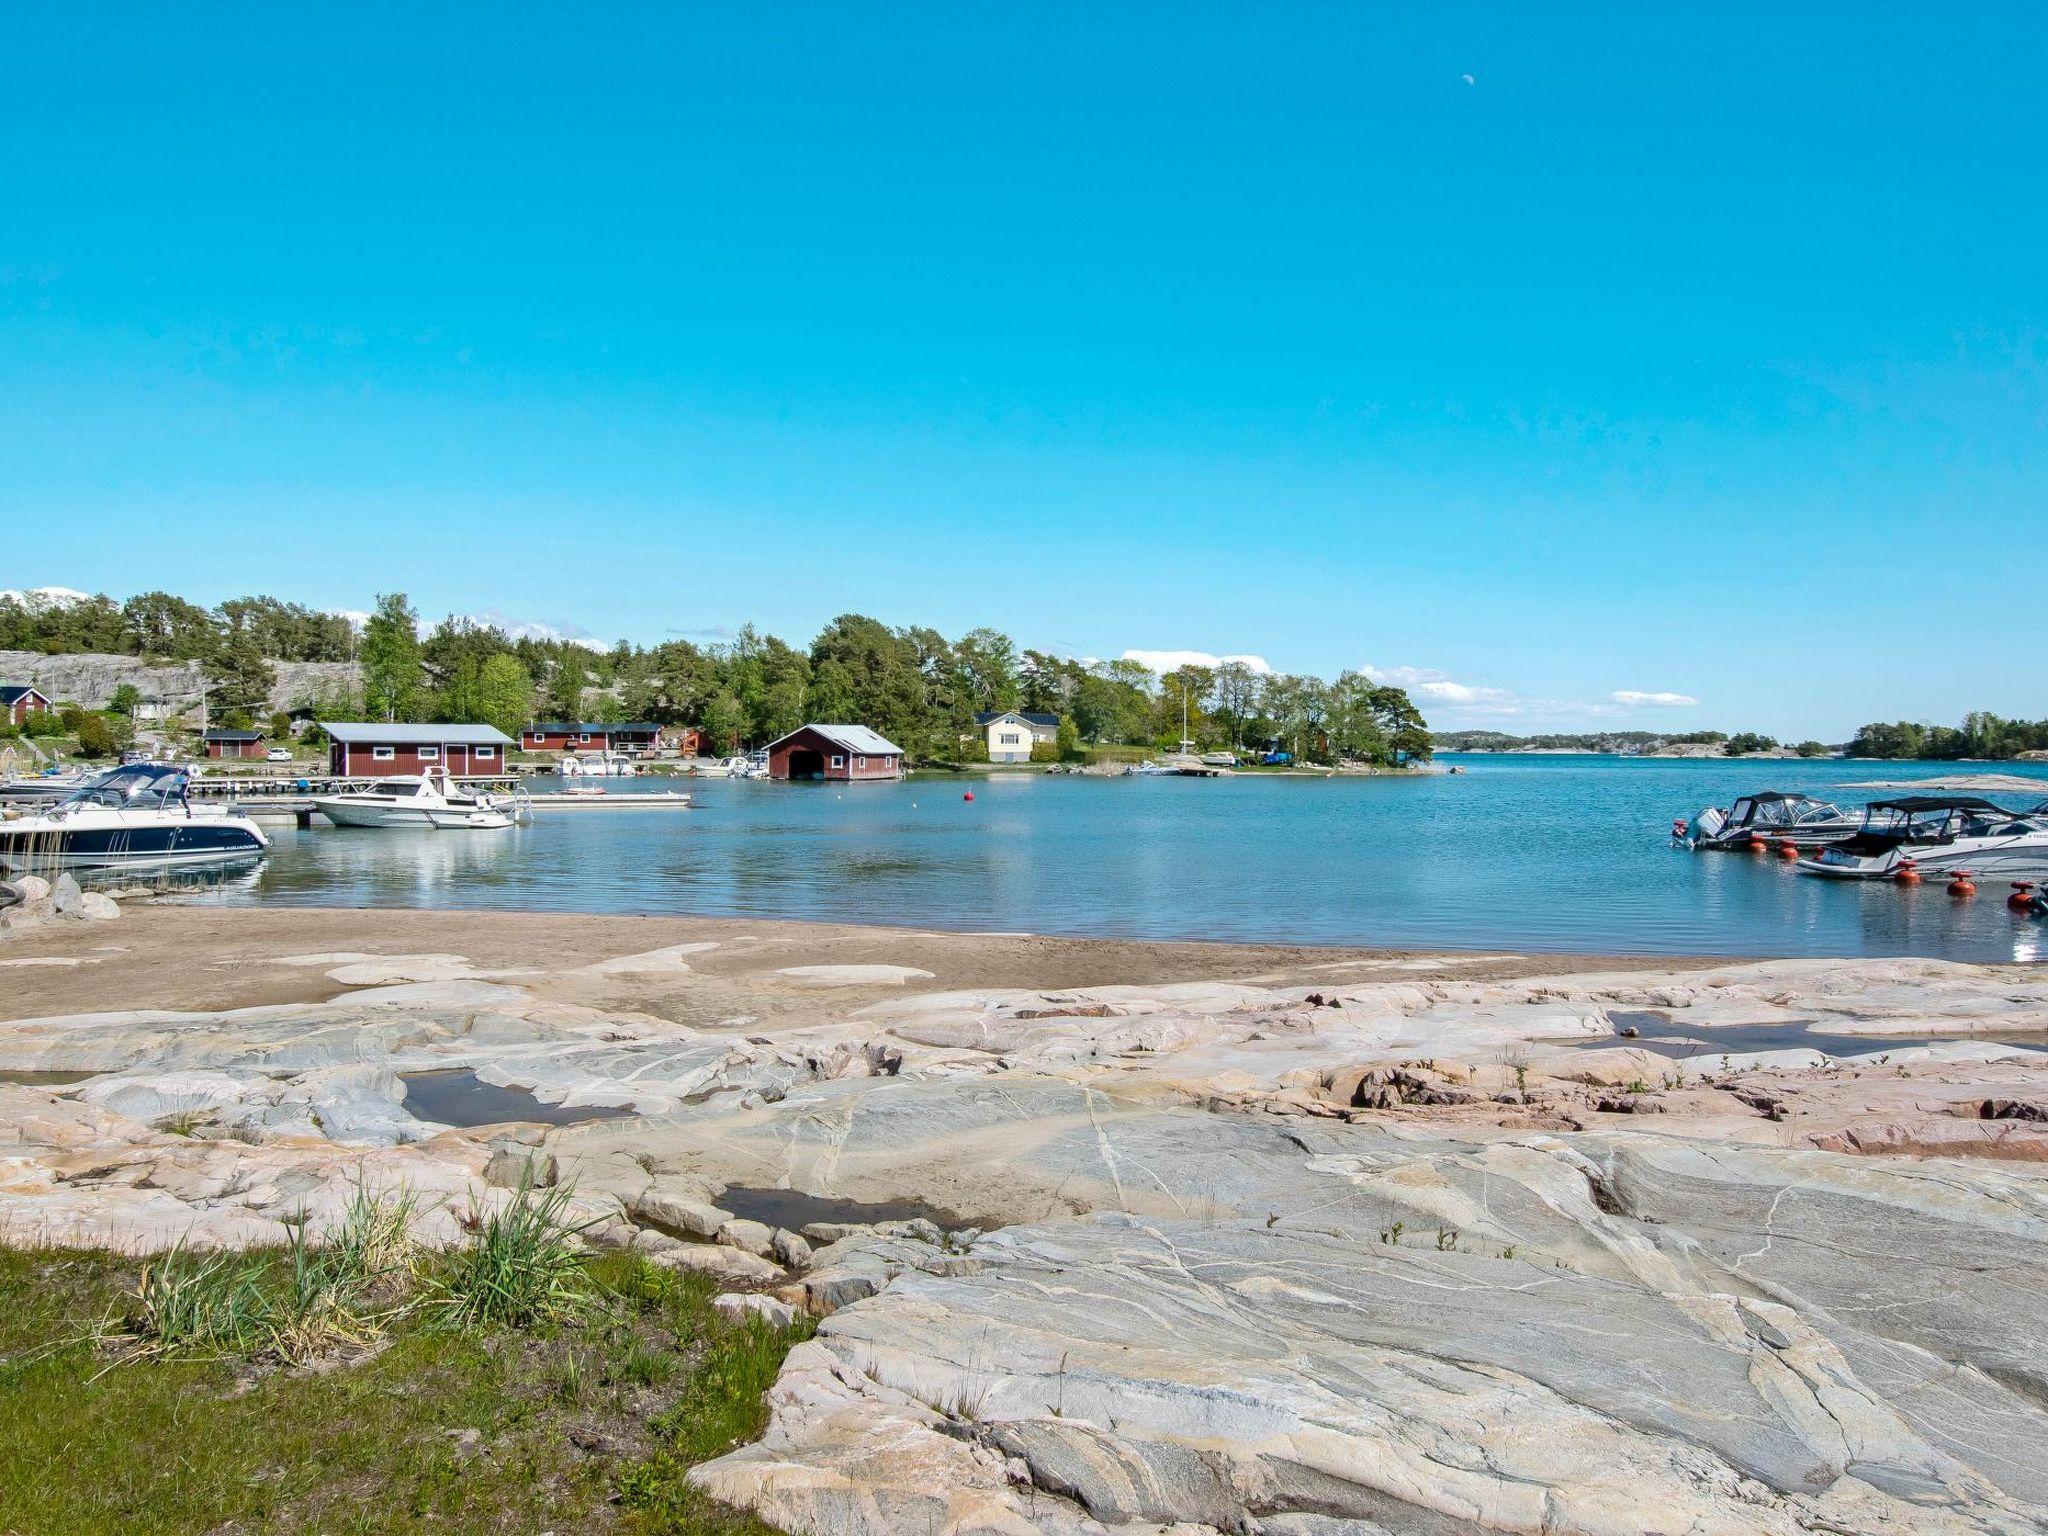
[3, 915, 2048, 1530]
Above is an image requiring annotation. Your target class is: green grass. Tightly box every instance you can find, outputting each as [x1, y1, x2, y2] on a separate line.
[0, 1245, 809, 1535]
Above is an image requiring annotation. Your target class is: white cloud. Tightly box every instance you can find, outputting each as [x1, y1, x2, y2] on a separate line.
[1119, 649, 1273, 676]
[455, 608, 611, 651]
[1361, 663, 1509, 705]
[0, 585, 90, 611]
[323, 605, 611, 650]
[1609, 690, 1699, 708]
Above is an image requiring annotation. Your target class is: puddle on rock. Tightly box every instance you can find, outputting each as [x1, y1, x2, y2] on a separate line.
[715, 1185, 970, 1232]
[400, 1069, 638, 1129]
[0, 1069, 101, 1087]
[1586, 1011, 2048, 1060]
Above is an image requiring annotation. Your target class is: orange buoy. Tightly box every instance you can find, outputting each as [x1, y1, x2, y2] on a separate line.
[2011, 882, 2038, 911]
[1747, 836, 1768, 853]
[1775, 838, 1800, 859]
[1948, 869, 1977, 898]
[1893, 859, 1923, 886]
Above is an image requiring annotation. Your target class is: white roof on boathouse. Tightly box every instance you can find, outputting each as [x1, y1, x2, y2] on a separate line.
[769, 723, 903, 756]
[320, 722, 516, 746]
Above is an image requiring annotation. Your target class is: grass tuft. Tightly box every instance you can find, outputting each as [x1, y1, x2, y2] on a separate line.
[423, 1164, 597, 1332]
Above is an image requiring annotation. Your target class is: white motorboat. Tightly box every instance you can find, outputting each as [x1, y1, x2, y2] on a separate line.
[0, 764, 269, 872]
[693, 759, 732, 778]
[1796, 796, 2048, 880]
[1123, 760, 1174, 776]
[1686, 791, 1862, 850]
[427, 806, 515, 830]
[561, 753, 637, 778]
[315, 768, 520, 829]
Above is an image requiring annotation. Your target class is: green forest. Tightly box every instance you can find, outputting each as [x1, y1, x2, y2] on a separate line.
[1, 590, 1432, 765]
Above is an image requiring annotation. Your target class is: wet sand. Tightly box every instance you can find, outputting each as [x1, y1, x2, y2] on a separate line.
[0, 902, 1724, 1024]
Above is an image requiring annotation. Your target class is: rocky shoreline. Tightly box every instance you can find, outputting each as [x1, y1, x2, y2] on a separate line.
[4, 907, 2047, 1532]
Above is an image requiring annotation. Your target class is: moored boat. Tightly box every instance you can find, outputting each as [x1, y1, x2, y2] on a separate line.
[1686, 792, 1861, 850]
[314, 768, 520, 829]
[0, 763, 269, 872]
[1796, 796, 2048, 880]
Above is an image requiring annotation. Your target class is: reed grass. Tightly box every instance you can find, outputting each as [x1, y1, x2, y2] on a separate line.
[422, 1164, 597, 1331]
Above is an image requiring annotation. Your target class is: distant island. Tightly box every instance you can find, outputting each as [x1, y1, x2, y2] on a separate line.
[1427, 716, 2048, 762]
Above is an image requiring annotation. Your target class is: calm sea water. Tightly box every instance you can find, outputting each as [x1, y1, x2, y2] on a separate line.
[190, 756, 2048, 963]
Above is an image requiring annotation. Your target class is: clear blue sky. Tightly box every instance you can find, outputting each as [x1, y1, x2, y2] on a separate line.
[3, 4, 2043, 739]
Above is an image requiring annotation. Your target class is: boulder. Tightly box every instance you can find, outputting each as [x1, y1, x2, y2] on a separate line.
[51, 872, 84, 916]
[713, 1292, 796, 1328]
[484, 1146, 559, 1188]
[10, 875, 51, 903]
[77, 892, 120, 922]
[648, 1242, 785, 1285]
[770, 1228, 813, 1269]
[716, 1217, 778, 1258]
[631, 1187, 731, 1239]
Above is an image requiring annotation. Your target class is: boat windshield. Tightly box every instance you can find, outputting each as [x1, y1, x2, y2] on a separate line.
[60, 764, 188, 811]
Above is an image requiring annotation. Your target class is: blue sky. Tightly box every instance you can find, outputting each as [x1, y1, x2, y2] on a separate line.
[3, 4, 2044, 738]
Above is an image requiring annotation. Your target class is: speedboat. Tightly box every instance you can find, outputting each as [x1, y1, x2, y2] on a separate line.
[1796, 796, 2048, 880]
[1123, 760, 1174, 776]
[0, 763, 269, 872]
[314, 768, 519, 829]
[1686, 792, 1861, 850]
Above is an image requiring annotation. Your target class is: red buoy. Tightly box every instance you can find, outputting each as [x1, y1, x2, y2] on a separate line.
[1948, 869, 1977, 898]
[963, 791, 974, 802]
[1747, 836, 1769, 853]
[1894, 859, 1923, 886]
[1775, 838, 1800, 859]
[2011, 881, 2038, 911]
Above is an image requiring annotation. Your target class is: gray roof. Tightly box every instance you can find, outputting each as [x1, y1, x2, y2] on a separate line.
[528, 722, 660, 734]
[320, 722, 516, 746]
[974, 710, 1058, 727]
[770, 723, 904, 756]
[202, 729, 264, 742]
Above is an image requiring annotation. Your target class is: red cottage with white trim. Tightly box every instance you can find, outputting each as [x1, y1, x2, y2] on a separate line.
[1, 685, 52, 726]
[320, 722, 516, 777]
[201, 729, 266, 759]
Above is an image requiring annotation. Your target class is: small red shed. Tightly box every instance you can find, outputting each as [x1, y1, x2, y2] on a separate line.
[201, 728, 265, 759]
[765, 724, 905, 782]
[321, 722, 516, 777]
[1, 685, 52, 727]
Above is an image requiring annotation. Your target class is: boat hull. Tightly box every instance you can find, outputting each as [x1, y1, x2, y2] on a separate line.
[1798, 838, 2048, 880]
[0, 820, 269, 872]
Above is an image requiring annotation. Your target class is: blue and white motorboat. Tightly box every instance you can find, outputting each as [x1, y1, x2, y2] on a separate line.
[0, 763, 269, 873]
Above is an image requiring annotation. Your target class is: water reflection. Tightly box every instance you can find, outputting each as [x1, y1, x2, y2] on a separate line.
[196, 759, 2048, 962]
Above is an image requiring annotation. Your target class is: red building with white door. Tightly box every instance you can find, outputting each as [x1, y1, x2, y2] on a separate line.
[320, 722, 516, 777]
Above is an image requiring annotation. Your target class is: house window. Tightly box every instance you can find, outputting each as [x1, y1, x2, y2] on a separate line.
[418, 746, 440, 761]
[830, 754, 845, 768]
[577, 732, 592, 743]
[856, 755, 866, 768]
[476, 746, 496, 759]
[372, 746, 395, 761]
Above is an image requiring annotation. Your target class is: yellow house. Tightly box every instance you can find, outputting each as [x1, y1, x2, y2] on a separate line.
[976, 710, 1058, 763]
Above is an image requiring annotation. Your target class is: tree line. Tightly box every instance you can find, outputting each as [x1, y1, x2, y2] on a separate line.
[3, 589, 1432, 764]
[1848, 713, 2048, 761]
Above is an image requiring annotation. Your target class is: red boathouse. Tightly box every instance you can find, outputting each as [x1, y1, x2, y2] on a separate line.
[320, 722, 516, 777]
[765, 724, 905, 782]
[201, 728, 266, 759]
[519, 721, 663, 754]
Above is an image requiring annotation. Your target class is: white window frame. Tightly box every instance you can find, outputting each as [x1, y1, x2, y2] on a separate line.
[417, 746, 440, 761]
[372, 746, 396, 762]
[830, 754, 845, 769]
[577, 732, 593, 743]
[475, 745, 496, 759]
[856, 755, 867, 768]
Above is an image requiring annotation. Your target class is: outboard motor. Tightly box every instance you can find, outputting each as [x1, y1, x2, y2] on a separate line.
[1686, 806, 1726, 847]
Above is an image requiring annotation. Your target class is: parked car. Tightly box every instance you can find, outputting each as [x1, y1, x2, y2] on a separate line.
[266, 746, 293, 762]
